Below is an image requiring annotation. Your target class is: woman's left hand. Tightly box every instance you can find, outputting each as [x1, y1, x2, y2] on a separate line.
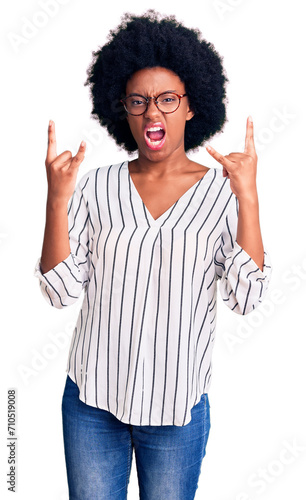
[206, 116, 258, 202]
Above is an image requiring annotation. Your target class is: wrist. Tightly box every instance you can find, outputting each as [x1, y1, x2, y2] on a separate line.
[236, 189, 259, 207]
[46, 194, 70, 211]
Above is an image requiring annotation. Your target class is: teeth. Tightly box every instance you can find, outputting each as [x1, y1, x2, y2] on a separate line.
[147, 137, 163, 144]
[147, 126, 163, 132]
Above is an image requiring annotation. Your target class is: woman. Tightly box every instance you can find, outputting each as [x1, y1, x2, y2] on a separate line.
[34, 10, 271, 500]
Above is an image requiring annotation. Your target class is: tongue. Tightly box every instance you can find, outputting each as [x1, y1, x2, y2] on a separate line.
[147, 130, 164, 141]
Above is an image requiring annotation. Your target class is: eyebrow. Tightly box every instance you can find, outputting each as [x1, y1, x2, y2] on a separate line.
[127, 90, 178, 96]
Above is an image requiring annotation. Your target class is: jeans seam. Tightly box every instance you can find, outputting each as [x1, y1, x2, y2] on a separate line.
[126, 425, 132, 495]
[201, 396, 207, 459]
[201, 394, 210, 459]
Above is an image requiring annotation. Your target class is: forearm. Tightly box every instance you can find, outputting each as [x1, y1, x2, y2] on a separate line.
[40, 197, 71, 274]
[236, 193, 264, 272]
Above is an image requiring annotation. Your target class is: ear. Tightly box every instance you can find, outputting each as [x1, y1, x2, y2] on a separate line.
[185, 96, 195, 121]
[186, 107, 195, 121]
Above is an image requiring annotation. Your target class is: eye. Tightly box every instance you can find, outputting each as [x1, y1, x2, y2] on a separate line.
[126, 96, 146, 107]
[161, 96, 175, 103]
[131, 99, 145, 106]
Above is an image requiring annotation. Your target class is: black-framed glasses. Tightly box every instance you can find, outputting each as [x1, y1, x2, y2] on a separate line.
[121, 92, 187, 116]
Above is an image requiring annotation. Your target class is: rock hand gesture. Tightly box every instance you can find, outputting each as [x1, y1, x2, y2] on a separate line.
[40, 121, 86, 274]
[206, 116, 264, 271]
[45, 120, 86, 202]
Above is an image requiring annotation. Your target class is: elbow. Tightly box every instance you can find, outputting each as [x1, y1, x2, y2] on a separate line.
[228, 291, 264, 316]
[225, 299, 252, 316]
[41, 284, 83, 309]
[234, 302, 259, 316]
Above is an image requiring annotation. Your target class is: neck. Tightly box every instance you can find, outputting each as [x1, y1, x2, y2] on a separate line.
[130, 147, 192, 179]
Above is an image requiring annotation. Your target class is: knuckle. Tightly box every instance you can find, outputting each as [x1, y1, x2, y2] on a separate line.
[49, 160, 57, 170]
[74, 153, 83, 164]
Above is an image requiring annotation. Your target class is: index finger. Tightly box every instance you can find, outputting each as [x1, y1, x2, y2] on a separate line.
[46, 120, 57, 164]
[244, 116, 256, 155]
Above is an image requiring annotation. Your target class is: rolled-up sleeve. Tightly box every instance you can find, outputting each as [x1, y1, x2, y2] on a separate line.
[33, 173, 91, 309]
[214, 194, 272, 315]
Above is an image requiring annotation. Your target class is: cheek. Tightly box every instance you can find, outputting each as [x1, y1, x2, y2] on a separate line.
[168, 116, 188, 138]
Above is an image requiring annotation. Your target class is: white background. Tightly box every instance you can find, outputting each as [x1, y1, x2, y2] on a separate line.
[1, 0, 305, 499]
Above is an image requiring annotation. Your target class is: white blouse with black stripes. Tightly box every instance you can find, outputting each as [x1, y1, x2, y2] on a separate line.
[34, 160, 272, 426]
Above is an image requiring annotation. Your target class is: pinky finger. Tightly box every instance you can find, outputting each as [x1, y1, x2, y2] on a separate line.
[78, 141, 86, 152]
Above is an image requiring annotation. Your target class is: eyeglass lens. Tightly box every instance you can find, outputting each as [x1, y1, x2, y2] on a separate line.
[124, 93, 180, 115]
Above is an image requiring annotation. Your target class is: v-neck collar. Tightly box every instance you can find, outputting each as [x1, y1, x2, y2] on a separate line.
[125, 160, 215, 227]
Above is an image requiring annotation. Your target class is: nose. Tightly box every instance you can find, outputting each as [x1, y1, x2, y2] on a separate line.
[144, 98, 161, 119]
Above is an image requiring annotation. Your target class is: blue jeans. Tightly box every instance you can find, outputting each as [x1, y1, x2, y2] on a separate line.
[61, 374, 211, 499]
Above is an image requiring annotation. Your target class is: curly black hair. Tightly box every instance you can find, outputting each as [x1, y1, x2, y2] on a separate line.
[84, 10, 229, 153]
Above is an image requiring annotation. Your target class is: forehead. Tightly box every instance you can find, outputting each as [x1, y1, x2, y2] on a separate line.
[126, 66, 185, 95]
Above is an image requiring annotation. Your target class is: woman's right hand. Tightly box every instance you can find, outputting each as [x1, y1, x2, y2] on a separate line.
[45, 120, 86, 203]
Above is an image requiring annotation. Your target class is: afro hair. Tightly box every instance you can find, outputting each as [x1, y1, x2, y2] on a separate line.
[84, 10, 229, 153]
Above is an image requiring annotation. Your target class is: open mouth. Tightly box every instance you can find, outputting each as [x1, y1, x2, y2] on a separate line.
[144, 124, 166, 150]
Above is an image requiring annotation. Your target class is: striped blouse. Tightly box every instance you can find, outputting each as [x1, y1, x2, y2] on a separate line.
[34, 160, 272, 426]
